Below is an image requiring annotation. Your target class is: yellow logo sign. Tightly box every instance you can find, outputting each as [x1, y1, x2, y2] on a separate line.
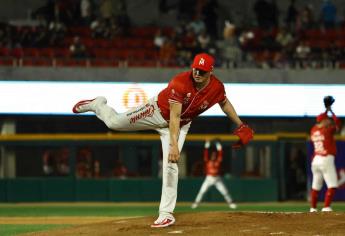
[122, 86, 148, 109]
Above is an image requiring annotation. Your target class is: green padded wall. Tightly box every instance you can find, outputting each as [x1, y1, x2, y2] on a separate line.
[0, 178, 278, 202]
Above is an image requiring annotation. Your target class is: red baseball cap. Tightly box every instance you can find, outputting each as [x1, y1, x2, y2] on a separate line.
[316, 112, 328, 122]
[191, 53, 215, 72]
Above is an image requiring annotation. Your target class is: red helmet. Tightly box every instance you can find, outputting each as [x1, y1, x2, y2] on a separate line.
[191, 53, 215, 72]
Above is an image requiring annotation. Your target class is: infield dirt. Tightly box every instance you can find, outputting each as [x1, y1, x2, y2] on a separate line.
[24, 211, 345, 236]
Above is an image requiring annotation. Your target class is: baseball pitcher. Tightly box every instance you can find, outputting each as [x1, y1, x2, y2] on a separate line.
[72, 53, 254, 227]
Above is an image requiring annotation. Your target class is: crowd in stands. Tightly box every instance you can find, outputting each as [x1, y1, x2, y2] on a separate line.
[0, 0, 345, 69]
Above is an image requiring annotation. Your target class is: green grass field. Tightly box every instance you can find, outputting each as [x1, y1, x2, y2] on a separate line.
[1, 202, 345, 236]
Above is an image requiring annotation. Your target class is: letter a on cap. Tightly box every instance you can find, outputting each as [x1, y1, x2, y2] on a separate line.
[199, 58, 205, 65]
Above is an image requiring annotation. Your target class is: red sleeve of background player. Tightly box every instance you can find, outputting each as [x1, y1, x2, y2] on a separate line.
[167, 76, 185, 104]
[331, 112, 341, 131]
[215, 149, 223, 165]
[203, 148, 209, 162]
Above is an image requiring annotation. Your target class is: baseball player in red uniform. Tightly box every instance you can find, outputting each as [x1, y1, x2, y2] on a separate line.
[72, 53, 254, 227]
[191, 139, 237, 209]
[309, 102, 341, 212]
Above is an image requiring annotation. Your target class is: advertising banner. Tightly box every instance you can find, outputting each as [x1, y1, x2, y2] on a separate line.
[0, 81, 344, 116]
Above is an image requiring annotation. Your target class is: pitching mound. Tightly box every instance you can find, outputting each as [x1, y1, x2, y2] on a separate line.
[27, 211, 345, 236]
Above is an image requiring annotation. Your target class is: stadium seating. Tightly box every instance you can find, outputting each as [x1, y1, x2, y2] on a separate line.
[1, 25, 345, 68]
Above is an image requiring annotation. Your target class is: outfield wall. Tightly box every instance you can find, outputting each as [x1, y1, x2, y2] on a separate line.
[0, 178, 278, 202]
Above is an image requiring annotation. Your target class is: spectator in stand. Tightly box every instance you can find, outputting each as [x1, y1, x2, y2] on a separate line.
[159, 39, 177, 66]
[257, 49, 274, 68]
[274, 27, 295, 68]
[48, 19, 66, 46]
[154, 29, 166, 51]
[187, 15, 206, 36]
[174, 19, 188, 38]
[69, 36, 87, 58]
[294, 41, 311, 68]
[90, 17, 109, 38]
[238, 28, 255, 52]
[285, 0, 298, 32]
[275, 27, 294, 52]
[175, 47, 193, 67]
[296, 5, 315, 31]
[319, 44, 341, 69]
[183, 28, 201, 56]
[173, 23, 194, 66]
[327, 44, 342, 68]
[218, 21, 242, 68]
[271, 50, 289, 69]
[80, 0, 93, 26]
[197, 29, 211, 51]
[320, 0, 337, 29]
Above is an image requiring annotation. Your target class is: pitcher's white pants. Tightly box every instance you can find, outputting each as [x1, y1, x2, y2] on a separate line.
[94, 97, 168, 131]
[311, 155, 338, 190]
[194, 176, 233, 204]
[157, 124, 190, 214]
[91, 96, 190, 214]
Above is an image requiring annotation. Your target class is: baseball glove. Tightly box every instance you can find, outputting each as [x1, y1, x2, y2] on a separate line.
[323, 96, 335, 108]
[232, 123, 254, 149]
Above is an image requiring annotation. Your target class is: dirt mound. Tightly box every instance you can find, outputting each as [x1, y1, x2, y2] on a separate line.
[26, 211, 345, 236]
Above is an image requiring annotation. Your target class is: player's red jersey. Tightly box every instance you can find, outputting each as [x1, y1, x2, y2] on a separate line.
[310, 125, 337, 156]
[204, 148, 223, 176]
[310, 113, 341, 157]
[157, 71, 226, 126]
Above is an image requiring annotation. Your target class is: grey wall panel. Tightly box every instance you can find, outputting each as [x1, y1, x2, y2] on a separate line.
[0, 67, 344, 84]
